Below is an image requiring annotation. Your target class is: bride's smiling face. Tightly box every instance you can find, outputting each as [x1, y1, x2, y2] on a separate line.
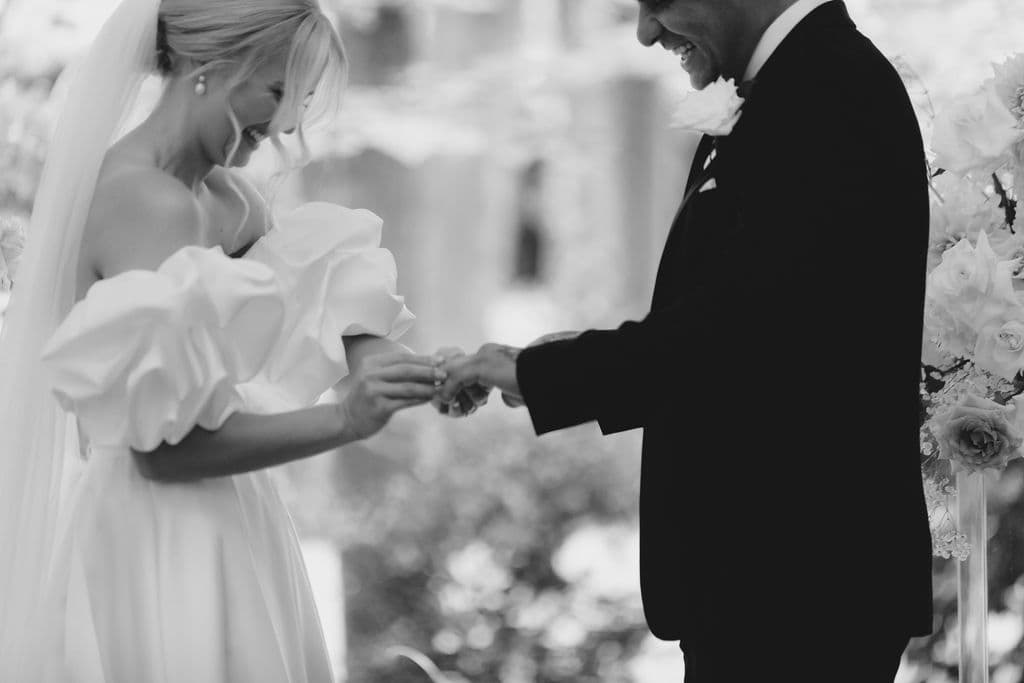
[636, 0, 752, 90]
[199, 54, 294, 168]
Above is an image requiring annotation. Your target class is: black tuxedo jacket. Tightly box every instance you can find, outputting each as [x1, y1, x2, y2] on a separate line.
[517, 1, 933, 646]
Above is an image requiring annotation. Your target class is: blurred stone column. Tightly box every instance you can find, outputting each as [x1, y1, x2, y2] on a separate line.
[421, 0, 522, 68]
[608, 75, 696, 319]
[300, 149, 498, 352]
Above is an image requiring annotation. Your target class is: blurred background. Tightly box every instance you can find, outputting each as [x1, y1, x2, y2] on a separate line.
[3, 0, 1024, 680]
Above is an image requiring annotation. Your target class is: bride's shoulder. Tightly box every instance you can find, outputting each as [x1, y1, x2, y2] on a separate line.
[84, 162, 204, 278]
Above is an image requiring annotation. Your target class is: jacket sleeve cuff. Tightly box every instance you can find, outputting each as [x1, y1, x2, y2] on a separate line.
[516, 339, 599, 435]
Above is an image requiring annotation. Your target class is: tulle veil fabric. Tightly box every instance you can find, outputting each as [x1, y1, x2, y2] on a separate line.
[0, 0, 162, 675]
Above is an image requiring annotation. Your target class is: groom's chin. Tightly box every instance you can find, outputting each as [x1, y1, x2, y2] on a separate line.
[687, 68, 720, 90]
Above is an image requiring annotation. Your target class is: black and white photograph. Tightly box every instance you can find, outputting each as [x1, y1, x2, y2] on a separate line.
[0, 0, 1023, 681]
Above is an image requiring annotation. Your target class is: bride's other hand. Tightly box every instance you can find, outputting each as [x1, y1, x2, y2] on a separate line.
[430, 347, 491, 417]
[338, 351, 442, 439]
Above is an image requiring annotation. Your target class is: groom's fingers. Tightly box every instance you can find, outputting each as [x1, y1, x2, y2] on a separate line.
[454, 390, 477, 415]
[464, 383, 490, 406]
[435, 346, 465, 361]
[438, 358, 480, 403]
[501, 392, 524, 408]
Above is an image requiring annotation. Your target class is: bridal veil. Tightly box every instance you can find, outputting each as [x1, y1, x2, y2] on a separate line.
[0, 0, 162, 674]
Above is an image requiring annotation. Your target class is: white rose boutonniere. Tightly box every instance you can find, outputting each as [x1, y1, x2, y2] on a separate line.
[670, 77, 744, 137]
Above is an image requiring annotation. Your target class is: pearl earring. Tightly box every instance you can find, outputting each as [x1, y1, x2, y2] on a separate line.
[194, 74, 207, 96]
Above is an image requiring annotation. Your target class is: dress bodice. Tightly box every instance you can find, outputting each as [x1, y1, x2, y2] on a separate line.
[42, 202, 414, 451]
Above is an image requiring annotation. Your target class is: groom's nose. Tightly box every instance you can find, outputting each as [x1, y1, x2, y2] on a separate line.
[637, 8, 662, 47]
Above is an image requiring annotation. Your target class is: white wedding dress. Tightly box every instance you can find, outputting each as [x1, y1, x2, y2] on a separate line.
[29, 203, 414, 683]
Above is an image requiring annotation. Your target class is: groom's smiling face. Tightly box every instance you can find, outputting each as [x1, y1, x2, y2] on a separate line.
[636, 0, 764, 90]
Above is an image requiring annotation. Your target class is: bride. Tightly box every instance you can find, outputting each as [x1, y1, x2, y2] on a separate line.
[0, 0, 480, 680]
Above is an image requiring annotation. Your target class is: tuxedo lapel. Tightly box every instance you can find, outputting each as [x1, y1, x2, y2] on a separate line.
[673, 135, 716, 226]
[651, 135, 728, 309]
[657, 135, 716, 273]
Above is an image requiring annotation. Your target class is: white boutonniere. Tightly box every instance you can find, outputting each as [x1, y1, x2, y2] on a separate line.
[670, 77, 745, 137]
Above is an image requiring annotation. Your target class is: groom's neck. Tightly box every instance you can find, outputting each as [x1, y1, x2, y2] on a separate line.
[731, 0, 801, 79]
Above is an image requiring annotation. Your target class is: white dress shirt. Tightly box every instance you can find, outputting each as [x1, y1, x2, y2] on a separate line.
[743, 0, 833, 82]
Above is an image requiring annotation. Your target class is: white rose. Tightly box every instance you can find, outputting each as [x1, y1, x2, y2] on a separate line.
[991, 53, 1024, 123]
[670, 77, 744, 137]
[927, 232, 1018, 338]
[923, 295, 977, 358]
[0, 217, 25, 291]
[928, 173, 1007, 270]
[928, 235, 997, 302]
[974, 313, 1024, 380]
[931, 81, 1023, 176]
[1015, 174, 1024, 234]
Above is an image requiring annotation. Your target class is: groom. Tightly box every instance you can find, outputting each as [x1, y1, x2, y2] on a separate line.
[441, 0, 933, 680]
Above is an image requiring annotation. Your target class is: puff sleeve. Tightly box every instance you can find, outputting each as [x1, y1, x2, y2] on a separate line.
[42, 246, 286, 451]
[238, 202, 414, 411]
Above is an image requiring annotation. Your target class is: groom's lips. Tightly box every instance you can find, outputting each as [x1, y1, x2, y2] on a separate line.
[662, 36, 698, 69]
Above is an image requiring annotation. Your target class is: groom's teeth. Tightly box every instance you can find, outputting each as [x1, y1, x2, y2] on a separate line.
[672, 41, 696, 65]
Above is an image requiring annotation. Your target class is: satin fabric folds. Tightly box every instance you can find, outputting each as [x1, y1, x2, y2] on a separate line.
[31, 203, 413, 682]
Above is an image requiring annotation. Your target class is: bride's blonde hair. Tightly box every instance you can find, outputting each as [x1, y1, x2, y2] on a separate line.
[155, 0, 347, 229]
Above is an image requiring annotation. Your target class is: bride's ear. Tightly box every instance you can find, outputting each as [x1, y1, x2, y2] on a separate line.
[155, 17, 174, 75]
[176, 61, 221, 98]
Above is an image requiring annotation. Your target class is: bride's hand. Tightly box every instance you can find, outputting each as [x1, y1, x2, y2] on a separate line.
[337, 351, 442, 440]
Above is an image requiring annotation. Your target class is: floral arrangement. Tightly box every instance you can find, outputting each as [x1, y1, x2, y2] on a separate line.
[0, 215, 26, 292]
[921, 54, 1024, 559]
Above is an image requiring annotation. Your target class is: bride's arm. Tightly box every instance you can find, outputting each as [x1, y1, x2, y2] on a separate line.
[134, 405, 357, 482]
[343, 334, 410, 372]
[133, 351, 441, 482]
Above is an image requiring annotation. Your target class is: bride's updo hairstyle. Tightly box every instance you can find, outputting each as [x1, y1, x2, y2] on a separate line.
[155, 0, 347, 163]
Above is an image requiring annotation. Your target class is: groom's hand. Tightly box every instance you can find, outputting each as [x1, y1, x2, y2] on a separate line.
[439, 344, 522, 405]
[431, 347, 490, 417]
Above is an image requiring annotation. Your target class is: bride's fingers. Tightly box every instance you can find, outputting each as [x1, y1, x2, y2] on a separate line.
[379, 382, 439, 400]
[373, 364, 444, 383]
[382, 397, 431, 413]
[370, 352, 440, 369]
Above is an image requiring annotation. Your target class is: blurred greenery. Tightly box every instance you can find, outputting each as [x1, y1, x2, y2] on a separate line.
[282, 407, 651, 681]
